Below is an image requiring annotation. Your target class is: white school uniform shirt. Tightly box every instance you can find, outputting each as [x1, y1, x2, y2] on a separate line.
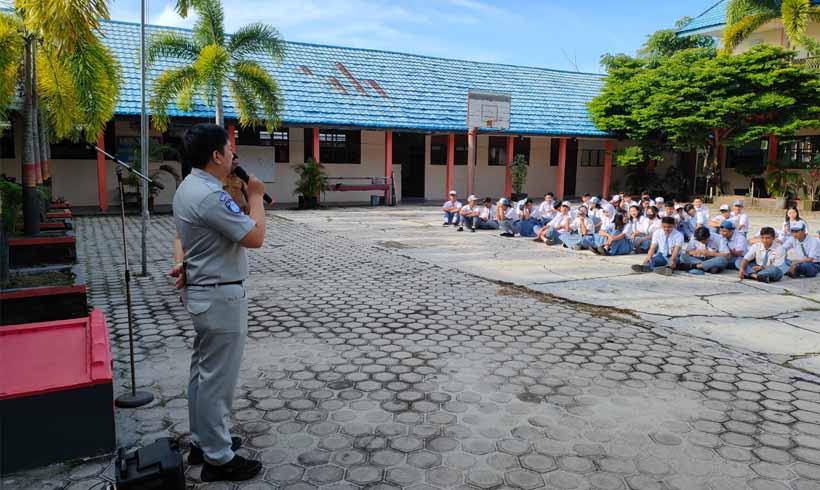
[720, 231, 748, 256]
[570, 216, 595, 235]
[536, 201, 556, 221]
[601, 201, 616, 216]
[639, 216, 661, 234]
[694, 205, 710, 223]
[730, 211, 749, 233]
[502, 206, 519, 220]
[686, 232, 728, 254]
[548, 213, 571, 230]
[783, 235, 820, 262]
[744, 242, 786, 268]
[599, 214, 614, 231]
[479, 205, 496, 221]
[460, 204, 479, 215]
[651, 229, 685, 257]
[443, 200, 462, 211]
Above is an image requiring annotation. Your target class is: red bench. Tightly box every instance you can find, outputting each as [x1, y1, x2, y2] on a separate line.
[325, 177, 389, 193]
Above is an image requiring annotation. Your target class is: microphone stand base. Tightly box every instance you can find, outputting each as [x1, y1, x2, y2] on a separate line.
[115, 391, 154, 408]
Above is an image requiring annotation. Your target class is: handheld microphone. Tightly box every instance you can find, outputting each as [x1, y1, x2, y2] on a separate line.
[232, 165, 273, 204]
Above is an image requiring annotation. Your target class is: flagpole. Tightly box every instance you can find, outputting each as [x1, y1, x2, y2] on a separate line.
[140, 0, 150, 276]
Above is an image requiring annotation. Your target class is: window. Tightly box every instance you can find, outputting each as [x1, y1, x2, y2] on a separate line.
[580, 149, 605, 167]
[304, 129, 360, 164]
[488, 137, 507, 166]
[237, 127, 289, 162]
[550, 139, 560, 166]
[430, 134, 467, 165]
[726, 138, 766, 170]
[0, 125, 13, 159]
[51, 139, 96, 160]
[780, 136, 820, 168]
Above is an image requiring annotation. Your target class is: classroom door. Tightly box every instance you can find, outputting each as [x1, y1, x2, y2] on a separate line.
[394, 132, 425, 199]
[564, 139, 579, 197]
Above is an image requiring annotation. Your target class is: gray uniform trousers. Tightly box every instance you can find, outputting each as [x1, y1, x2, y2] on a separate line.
[184, 283, 248, 465]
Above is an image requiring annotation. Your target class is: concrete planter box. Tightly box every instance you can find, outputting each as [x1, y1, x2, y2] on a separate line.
[0, 265, 88, 325]
[46, 209, 72, 220]
[8, 232, 77, 267]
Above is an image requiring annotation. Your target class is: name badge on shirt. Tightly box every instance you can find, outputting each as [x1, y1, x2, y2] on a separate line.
[225, 199, 242, 214]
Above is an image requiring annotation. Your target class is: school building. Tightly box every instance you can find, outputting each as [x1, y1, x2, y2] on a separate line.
[0, 18, 667, 210]
[678, 0, 820, 195]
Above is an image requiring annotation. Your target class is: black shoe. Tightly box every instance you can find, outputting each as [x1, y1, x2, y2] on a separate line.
[654, 266, 673, 276]
[500, 232, 514, 237]
[457, 226, 464, 232]
[759, 275, 771, 283]
[470, 228, 476, 233]
[201, 454, 262, 482]
[532, 238, 542, 243]
[443, 222, 450, 227]
[708, 267, 722, 274]
[632, 264, 652, 273]
[590, 246, 601, 255]
[188, 437, 243, 465]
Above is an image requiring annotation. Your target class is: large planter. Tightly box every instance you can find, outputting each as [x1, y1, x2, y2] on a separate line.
[8, 232, 77, 267]
[800, 199, 818, 212]
[510, 192, 528, 202]
[1, 265, 88, 325]
[298, 195, 319, 209]
[751, 196, 787, 210]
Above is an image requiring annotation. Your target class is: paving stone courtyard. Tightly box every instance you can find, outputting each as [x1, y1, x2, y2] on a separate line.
[6, 210, 820, 490]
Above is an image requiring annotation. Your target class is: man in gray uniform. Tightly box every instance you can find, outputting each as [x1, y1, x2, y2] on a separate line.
[172, 123, 267, 482]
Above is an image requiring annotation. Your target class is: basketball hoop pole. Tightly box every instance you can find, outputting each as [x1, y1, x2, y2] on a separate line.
[467, 127, 477, 196]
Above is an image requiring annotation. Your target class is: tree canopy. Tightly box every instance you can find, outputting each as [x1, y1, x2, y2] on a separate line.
[725, 0, 820, 56]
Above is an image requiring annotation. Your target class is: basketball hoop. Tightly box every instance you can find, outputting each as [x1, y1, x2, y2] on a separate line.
[467, 90, 511, 130]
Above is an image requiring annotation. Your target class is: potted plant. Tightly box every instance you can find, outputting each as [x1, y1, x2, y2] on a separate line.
[125, 143, 182, 211]
[765, 161, 801, 209]
[800, 155, 820, 212]
[293, 158, 327, 209]
[510, 154, 528, 201]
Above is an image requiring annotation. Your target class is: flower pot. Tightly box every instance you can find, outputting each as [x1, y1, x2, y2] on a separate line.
[510, 192, 528, 202]
[802, 199, 818, 212]
[298, 195, 319, 210]
[0, 265, 88, 325]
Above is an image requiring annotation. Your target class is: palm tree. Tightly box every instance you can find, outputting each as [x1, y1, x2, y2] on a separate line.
[148, 0, 284, 132]
[0, 1, 120, 235]
[724, 0, 820, 55]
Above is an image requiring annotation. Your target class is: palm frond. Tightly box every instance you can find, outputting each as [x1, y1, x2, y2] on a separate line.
[193, 43, 230, 106]
[723, 11, 778, 53]
[726, 0, 780, 24]
[232, 60, 282, 131]
[64, 39, 121, 140]
[192, 0, 225, 47]
[228, 79, 260, 128]
[36, 47, 80, 139]
[0, 12, 23, 118]
[781, 0, 820, 54]
[149, 66, 198, 131]
[228, 23, 285, 62]
[17, 0, 110, 56]
[147, 32, 200, 65]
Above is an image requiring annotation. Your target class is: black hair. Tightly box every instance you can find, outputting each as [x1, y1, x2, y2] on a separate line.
[784, 206, 801, 224]
[694, 227, 711, 241]
[661, 216, 676, 226]
[760, 227, 776, 237]
[582, 193, 591, 198]
[553, 201, 561, 210]
[684, 203, 695, 213]
[182, 123, 229, 170]
[613, 213, 626, 231]
[546, 192, 554, 198]
[484, 197, 493, 204]
[525, 198, 533, 205]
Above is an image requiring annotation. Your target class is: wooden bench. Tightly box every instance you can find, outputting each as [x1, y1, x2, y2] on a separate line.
[324, 177, 389, 193]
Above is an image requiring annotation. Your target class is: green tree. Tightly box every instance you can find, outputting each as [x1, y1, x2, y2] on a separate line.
[148, 0, 284, 131]
[591, 44, 820, 189]
[637, 17, 716, 63]
[724, 0, 820, 55]
[0, 1, 120, 235]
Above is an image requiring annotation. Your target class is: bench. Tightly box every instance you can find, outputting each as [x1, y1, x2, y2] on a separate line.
[324, 177, 389, 193]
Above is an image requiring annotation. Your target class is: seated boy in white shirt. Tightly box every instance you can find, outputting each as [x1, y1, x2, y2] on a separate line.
[708, 204, 731, 233]
[693, 220, 747, 273]
[477, 197, 498, 230]
[497, 198, 520, 237]
[458, 195, 481, 232]
[534, 201, 572, 245]
[783, 222, 820, 278]
[676, 226, 730, 275]
[535, 192, 556, 224]
[730, 200, 750, 236]
[442, 190, 462, 226]
[632, 216, 685, 276]
[738, 227, 787, 283]
[560, 205, 595, 250]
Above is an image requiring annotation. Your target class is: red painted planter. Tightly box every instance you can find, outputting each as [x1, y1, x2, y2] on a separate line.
[16, 219, 72, 232]
[49, 201, 71, 209]
[1, 265, 88, 325]
[46, 209, 72, 220]
[8, 233, 76, 267]
[0, 309, 115, 474]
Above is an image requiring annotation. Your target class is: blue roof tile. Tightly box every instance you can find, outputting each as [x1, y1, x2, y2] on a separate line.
[100, 19, 607, 137]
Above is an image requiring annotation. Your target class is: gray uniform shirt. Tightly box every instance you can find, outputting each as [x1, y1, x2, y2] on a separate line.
[173, 168, 256, 285]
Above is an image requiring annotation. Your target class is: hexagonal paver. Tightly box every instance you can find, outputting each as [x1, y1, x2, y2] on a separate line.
[347, 465, 383, 485]
[427, 467, 463, 487]
[505, 469, 544, 490]
[463, 438, 495, 455]
[319, 434, 353, 451]
[372, 449, 406, 466]
[297, 449, 332, 466]
[308, 421, 340, 436]
[387, 465, 424, 486]
[558, 455, 595, 474]
[265, 464, 304, 483]
[306, 465, 345, 484]
[427, 437, 459, 452]
[466, 469, 504, 489]
[487, 452, 518, 471]
[520, 453, 556, 473]
[392, 436, 424, 453]
[333, 448, 367, 466]
[408, 450, 442, 469]
[497, 439, 531, 456]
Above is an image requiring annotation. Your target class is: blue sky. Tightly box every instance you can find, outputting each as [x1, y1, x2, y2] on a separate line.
[109, 0, 713, 74]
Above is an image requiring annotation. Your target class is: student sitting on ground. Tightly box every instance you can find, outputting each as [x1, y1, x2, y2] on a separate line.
[780, 206, 808, 245]
[659, 201, 677, 220]
[691, 220, 747, 273]
[782, 222, 820, 278]
[497, 198, 520, 237]
[458, 195, 480, 232]
[442, 190, 462, 226]
[627, 205, 650, 252]
[708, 204, 731, 233]
[654, 196, 664, 209]
[587, 197, 604, 231]
[738, 227, 787, 283]
[534, 201, 572, 245]
[637, 206, 661, 251]
[477, 197, 498, 230]
[588, 212, 632, 256]
[676, 226, 730, 275]
[535, 192, 556, 224]
[632, 216, 684, 275]
[561, 205, 595, 249]
[517, 199, 538, 237]
[679, 204, 700, 241]
[730, 200, 749, 236]
[693, 197, 710, 225]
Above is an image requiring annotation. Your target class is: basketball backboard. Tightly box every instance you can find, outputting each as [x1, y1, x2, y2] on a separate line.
[467, 90, 511, 130]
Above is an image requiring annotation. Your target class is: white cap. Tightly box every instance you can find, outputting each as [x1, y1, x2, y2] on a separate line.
[655, 197, 664, 203]
[611, 195, 621, 202]
[467, 195, 477, 201]
[561, 201, 571, 208]
[448, 190, 457, 195]
[719, 204, 730, 211]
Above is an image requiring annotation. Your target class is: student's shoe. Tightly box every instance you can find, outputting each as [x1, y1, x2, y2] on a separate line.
[571, 244, 584, 251]
[676, 263, 691, 271]
[188, 437, 243, 465]
[443, 222, 450, 226]
[500, 232, 514, 237]
[200, 454, 262, 482]
[597, 246, 608, 256]
[532, 238, 543, 243]
[708, 267, 722, 274]
[590, 246, 601, 255]
[457, 226, 464, 232]
[786, 271, 797, 278]
[758, 275, 771, 283]
[470, 228, 476, 233]
[631, 264, 652, 273]
[654, 266, 673, 276]
[688, 269, 705, 276]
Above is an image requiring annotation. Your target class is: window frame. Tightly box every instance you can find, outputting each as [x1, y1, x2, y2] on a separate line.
[430, 134, 468, 165]
[580, 148, 605, 167]
[304, 129, 361, 164]
[779, 136, 820, 168]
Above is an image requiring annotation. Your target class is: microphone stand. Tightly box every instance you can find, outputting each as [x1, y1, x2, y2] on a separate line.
[91, 145, 158, 409]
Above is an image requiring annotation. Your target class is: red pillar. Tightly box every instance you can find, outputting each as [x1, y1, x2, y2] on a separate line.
[385, 130, 393, 203]
[767, 135, 778, 173]
[504, 136, 514, 198]
[227, 123, 236, 152]
[312, 128, 320, 163]
[556, 137, 567, 200]
[467, 128, 476, 196]
[96, 132, 108, 212]
[446, 133, 454, 195]
[602, 140, 613, 199]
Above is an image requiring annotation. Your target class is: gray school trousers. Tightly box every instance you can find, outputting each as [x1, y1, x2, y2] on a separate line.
[184, 283, 248, 465]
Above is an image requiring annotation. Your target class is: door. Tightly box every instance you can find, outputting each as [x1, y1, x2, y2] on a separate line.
[564, 139, 579, 197]
[394, 132, 425, 199]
